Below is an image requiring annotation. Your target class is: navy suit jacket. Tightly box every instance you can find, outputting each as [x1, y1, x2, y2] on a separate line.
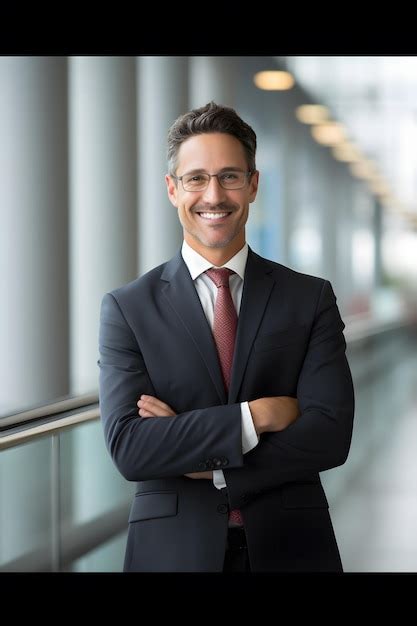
[98, 247, 354, 572]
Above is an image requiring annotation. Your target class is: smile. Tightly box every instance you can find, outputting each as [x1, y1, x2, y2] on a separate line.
[196, 212, 232, 221]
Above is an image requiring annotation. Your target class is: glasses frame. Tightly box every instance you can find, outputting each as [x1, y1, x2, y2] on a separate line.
[172, 170, 255, 192]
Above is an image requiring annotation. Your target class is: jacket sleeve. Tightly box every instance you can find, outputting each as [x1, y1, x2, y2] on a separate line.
[223, 280, 355, 510]
[98, 292, 243, 481]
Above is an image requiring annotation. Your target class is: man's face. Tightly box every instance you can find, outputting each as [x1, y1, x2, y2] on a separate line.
[166, 133, 258, 257]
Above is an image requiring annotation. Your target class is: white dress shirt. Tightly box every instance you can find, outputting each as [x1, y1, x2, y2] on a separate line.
[181, 240, 259, 489]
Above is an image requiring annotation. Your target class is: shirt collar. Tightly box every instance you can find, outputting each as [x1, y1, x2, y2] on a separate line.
[181, 240, 248, 281]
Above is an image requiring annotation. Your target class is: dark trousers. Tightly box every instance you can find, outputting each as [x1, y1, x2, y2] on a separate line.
[223, 527, 251, 572]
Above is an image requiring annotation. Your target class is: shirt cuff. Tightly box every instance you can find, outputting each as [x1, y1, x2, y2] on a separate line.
[212, 402, 259, 491]
[241, 401, 259, 454]
[213, 469, 226, 490]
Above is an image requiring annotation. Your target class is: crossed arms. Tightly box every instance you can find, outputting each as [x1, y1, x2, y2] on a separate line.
[136, 393, 300, 480]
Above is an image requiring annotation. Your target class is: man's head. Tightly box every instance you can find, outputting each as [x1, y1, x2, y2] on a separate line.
[165, 102, 259, 263]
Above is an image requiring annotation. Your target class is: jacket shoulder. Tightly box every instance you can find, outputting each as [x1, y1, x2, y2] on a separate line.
[107, 260, 169, 304]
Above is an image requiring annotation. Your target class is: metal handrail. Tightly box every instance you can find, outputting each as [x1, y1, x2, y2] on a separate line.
[343, 313, 412, 344]
[0, 403, 99, 451]
[0, 392, 98, 429]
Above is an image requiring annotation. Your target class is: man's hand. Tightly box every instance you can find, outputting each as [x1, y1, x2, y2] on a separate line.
[249, 396, 300, 435]
[184, 471, 213, 479]
[137, 395, 176, 417]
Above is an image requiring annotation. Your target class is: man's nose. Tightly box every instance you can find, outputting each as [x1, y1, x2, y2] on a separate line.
[201, 176, 227, 203]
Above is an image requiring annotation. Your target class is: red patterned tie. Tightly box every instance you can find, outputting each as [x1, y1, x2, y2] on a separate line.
[205, 267, 243, 527]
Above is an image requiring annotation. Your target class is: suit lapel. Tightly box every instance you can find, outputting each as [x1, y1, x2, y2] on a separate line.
[160, 252, 227, 403]
[228, 249, 275, 403]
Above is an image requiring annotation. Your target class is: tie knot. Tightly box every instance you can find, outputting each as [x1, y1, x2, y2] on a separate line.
[205, 267, 235, 288]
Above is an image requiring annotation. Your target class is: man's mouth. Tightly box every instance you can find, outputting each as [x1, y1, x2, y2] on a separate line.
[195, 211, 233, 221]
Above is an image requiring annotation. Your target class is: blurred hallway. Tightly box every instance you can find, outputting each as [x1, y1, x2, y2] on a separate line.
[328, 342, 417, 572]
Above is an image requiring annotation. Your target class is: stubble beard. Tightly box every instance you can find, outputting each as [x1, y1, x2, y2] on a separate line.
[185, 222, 243, 249]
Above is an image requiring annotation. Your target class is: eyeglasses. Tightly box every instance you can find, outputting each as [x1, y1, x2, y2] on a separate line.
[172, 170, 254, 192]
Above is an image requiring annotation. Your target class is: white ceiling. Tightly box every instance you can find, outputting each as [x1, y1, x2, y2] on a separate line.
[280, 56, 417, 217]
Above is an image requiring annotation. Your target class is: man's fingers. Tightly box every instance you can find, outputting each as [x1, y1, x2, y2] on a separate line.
[136, 395, 176, 416]
[137, 396, 171, 411]
[138, 408, 156, 417]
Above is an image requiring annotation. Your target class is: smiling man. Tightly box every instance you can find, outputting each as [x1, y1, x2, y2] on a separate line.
[166, 132, 258, 264]
[98, 102, 355, 572]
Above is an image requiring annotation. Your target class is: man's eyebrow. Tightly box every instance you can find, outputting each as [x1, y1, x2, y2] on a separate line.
[182, 166, 246, 175]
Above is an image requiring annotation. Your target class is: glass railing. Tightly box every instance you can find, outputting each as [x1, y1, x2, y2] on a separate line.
[0, 396, 135, 571]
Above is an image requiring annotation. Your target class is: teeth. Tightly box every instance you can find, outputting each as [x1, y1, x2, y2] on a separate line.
[199, 212, 229, 220]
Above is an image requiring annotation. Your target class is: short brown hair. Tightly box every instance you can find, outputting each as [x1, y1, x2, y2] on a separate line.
[167, 101, 257, 177]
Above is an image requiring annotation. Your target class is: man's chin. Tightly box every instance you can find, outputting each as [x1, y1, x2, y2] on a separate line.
[185, 228, 242, 250]
[199, 232, 239, 249]
[203, 239, 234, 249]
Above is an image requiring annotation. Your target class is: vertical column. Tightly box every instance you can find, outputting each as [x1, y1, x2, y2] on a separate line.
[0, 56, 69, 412]
[69, 56, 137, 394]
[335, 172, 356, 313]
[68, 58, 138, 548]
[189, 56, 237, 109]
[321, 156, 341, 287]
[137, 56, 188, 274]
[373, 198, 383, 288]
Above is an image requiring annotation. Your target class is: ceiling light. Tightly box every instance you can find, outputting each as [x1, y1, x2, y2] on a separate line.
[311, 122, 346, 146]
[332, 142, 362, 163]
[295, 104, 329, 124]
[349, 160, 378, 180]
[254, 71, 295, 91]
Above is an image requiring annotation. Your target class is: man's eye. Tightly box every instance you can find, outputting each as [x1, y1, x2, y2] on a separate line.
[221, 173, 238, 180]
[185, 175, 205, 183]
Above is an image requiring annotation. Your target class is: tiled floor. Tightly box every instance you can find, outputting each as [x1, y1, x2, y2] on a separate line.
[325, 341, 417, 572]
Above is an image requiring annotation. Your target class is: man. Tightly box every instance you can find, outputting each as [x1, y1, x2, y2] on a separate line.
[98, 101, 354, 572]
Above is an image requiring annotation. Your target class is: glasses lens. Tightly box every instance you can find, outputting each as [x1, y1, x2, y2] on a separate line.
[182, 173, 210, 191]
[182, 171, 249, 191]
[218, 171, 247, 189]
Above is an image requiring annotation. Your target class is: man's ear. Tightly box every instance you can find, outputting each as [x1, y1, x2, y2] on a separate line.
[248, 170, 259, 204]
[166, 174, 178, 207]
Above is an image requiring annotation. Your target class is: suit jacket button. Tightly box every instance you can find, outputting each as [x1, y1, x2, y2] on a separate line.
[217, 504, 228, 514]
